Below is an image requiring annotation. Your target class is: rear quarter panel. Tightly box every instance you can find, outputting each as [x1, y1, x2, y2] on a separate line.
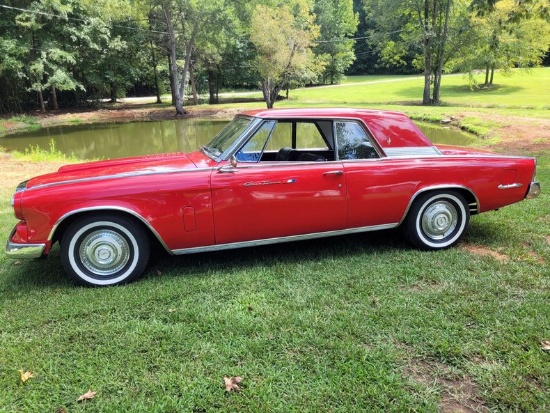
[343, 155, 535, 228]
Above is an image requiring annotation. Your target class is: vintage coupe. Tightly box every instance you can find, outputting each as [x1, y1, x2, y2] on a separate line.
[6, 108, 540, 286]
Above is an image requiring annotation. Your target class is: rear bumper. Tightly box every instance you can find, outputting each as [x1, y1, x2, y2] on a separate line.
[526, 182, 541, 199]
[5, 227, 46, 259]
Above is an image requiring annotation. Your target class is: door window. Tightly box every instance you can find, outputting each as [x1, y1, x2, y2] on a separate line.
[335, 121, 379, 160]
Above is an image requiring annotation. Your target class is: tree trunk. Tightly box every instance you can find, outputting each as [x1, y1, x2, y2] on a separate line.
[484, 66, 490, 85]
[208, 69, 218, 104]
[489, 66, 495, 85]
[51, 84, 59, 110]
[422, 0, 432, 105]
[189, 64, 198, 105]
[38, 89, 45, 113]
[177, 21, 200, 107]
[262, 79, 280, 109]
[149, 23, 162, 104]
[109, 83, 117, 103]
[432, 0, 451, 104]
[163, 6, 185, 115]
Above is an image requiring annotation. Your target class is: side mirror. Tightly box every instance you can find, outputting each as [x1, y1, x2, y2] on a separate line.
[230, 155, 238, 168]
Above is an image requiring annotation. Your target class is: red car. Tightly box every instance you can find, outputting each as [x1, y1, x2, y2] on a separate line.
[6, 108, 541, 286]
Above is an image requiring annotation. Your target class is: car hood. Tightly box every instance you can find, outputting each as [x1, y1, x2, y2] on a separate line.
[26, 152, 198, 189]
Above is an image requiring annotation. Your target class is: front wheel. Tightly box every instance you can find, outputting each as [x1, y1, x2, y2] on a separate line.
[405, 190, 469, 250]
[60, 214, 150, 286]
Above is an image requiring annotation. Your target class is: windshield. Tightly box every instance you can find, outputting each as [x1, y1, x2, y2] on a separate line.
[202, 116, 254, 159]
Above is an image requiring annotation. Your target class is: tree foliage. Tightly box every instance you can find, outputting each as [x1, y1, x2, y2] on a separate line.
[453, 0, 550, 85]
[250, 1, 322, 108]
[0, 0, 548, 113]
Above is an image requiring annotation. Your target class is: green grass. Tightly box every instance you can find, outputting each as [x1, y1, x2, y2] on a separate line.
[11, 139, 79, 163]
[1, 68, 549, 411]
[282, 67, 550, 109]
[1, 156, 548, 412]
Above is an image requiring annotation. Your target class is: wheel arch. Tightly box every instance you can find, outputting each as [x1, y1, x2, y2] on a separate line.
[49, 207, 171, 254]
[399, 185, 479, 225]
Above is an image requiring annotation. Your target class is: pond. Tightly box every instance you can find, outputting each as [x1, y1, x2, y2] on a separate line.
[0, 118, 474, 161]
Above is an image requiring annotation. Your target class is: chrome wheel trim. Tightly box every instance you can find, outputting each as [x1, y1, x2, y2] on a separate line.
[415, 194, 467, 248]
[421, 201, 458, 240]
[79, 229, 130, 276]
[68, 221, 139, 285]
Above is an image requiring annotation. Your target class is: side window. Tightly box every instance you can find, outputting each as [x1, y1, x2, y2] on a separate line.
[335, 121, 378, 160]
[236, 121, 275, 162]
[266, 121, 328, 150]
[266, 122, 292, 151]
[296, 122, 327, 149]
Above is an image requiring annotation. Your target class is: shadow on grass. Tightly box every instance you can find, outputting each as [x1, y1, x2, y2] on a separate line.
[2, 220, 507, 291]
[145, 228, 406, 281]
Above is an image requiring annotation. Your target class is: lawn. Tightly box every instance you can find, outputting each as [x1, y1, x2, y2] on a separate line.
[1, 69, 549, 412]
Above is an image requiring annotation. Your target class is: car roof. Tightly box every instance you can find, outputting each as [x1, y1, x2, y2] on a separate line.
[241, 108, 434, 149]
[242, 107, 408, 120]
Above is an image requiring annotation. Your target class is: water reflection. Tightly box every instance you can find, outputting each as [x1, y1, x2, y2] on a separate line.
[0, 118, 474, 161]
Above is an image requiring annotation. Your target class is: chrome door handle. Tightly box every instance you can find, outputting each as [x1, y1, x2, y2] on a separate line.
[218, 165, 236, 173]
[323, 170, 344, 176]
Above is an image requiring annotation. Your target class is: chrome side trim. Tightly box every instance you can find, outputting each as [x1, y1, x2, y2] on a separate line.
[398, 185, 480, 225]
[384, 146, 442, 157]
[498, 183, 523, 190]
[525, 182, 541, 199]
[171, 223, 398, 255]
[48, 206, 171, 253]
[25, 167, 214, 192]
[5, 227, 46, 259]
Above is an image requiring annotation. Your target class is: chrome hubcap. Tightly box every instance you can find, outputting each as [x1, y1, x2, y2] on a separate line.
[421, 201, 458, 240]
[79, 230, 130, 276]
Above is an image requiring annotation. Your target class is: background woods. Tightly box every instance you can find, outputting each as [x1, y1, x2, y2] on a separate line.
[0, 0, 548, 113]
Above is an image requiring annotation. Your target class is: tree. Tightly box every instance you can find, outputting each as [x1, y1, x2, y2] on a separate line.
[313, 0, 358, 84]
[151, 0, 231, 115]
[363, 0, 472, 105]
[15, 0, 84, 112]
[453, 0, 550, 85]
[250, 1, 322, 108]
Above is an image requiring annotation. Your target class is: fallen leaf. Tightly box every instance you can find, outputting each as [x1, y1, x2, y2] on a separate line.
[541, 340, 550, 351]
[223, 376, 243, 392]
[77, 390, 96, 402]
[19, 369, 33, 383]
[14, 260, 21, 265]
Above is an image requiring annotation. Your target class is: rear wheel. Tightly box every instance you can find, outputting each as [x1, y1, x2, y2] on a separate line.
[405, 190, 469, 250]
[60, 214, 150, 286]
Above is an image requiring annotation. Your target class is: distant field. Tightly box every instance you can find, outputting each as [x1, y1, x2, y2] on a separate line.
[283, 67, 550, 109]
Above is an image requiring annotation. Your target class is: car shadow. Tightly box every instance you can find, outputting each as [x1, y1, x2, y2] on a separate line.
[145, 228, 408, 282]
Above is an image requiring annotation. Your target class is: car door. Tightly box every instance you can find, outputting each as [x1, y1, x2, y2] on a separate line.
[210, 120, 347, 245]
[335, 120, 415, 228]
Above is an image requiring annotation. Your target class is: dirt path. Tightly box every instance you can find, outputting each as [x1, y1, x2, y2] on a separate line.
[450, 111, 550, 154]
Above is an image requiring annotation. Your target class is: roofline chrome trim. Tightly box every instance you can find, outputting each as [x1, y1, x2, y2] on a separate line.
[26, 167, 214, 191]
[48, 206, 171, 253]
[398, 185, 480, 225]
[171, 223, 397, 255]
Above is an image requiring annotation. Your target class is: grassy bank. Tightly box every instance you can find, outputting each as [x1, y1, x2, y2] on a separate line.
[1, 69, 549, 412]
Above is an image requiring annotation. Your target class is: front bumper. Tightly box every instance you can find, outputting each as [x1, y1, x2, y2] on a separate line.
[5, 227, 46, 259]
[526, 181, 541, 199]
